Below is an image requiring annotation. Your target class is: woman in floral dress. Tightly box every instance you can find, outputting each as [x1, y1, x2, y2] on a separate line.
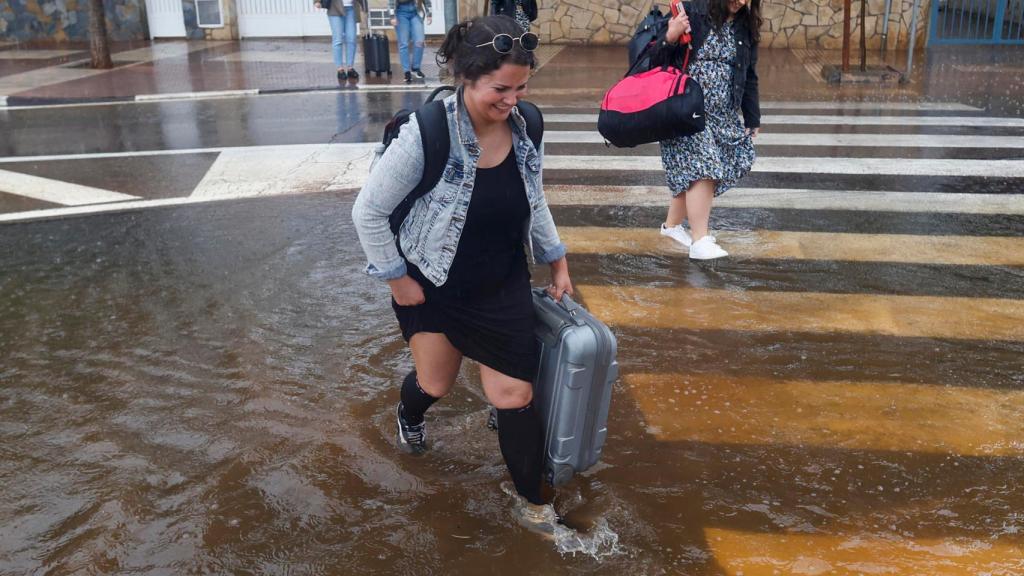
[654, 0, 763, 260]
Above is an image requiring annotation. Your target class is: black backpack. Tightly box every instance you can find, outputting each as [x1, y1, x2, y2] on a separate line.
[382, 85, 545, 235]
[627, 7, 669, 75]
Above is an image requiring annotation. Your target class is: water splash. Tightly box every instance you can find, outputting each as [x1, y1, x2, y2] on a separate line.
[553, 517, 623, 560]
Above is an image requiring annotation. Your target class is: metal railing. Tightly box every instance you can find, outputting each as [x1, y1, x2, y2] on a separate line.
[929, 0, 1024, 44]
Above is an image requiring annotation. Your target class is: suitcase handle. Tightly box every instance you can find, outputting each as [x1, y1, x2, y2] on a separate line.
[557, 294, 581, 318]
[538, 289, 582, 318]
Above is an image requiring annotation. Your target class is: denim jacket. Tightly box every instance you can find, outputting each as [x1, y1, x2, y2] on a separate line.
[351, 89, 567, 287]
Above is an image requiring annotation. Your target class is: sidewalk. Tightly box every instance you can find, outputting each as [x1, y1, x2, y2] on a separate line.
[0, 37, 1022, 112]
[0, 38, 562, 105]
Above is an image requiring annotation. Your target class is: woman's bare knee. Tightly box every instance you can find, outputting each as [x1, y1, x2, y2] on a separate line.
[410, 333, 462, 398]
[491, 384, 532, 409]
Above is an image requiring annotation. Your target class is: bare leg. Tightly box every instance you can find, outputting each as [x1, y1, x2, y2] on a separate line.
[664, 191, 689, 228]
[685, 179, 717, 241]
[479, 364, 533, 409]
[409, 332, 462, 399]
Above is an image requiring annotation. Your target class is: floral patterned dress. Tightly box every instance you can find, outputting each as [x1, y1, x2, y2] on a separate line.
[514, 2, 531, 31]
[660, 20, 756, 197]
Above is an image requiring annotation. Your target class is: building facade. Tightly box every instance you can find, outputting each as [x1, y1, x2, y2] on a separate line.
[0, 0, 1002, 50]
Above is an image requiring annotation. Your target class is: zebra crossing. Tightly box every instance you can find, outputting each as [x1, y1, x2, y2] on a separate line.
[541, 101, 1024, 574]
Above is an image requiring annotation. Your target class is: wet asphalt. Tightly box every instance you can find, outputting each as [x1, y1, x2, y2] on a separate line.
[1, 43, 1024, 574]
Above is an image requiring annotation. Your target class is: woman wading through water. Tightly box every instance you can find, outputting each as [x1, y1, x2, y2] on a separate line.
[352, 15, 572, 537]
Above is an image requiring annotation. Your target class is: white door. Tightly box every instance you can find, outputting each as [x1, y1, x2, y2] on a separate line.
[145, 0, 187, 38]
[424, 3, 447, 35]
[301, 1, 332, 36]
[239, 0, 361, 37]
[239, 0, 303, 37]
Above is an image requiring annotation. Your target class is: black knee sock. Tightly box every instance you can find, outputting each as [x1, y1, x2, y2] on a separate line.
[399, 371, 439, 426]
[497, 403, 545, 505]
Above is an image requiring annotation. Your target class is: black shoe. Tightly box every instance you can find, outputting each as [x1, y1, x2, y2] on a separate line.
[404, 71, 412, 84]
[396, 403, 427, 454]
[337, 69, 346, 80]
[412, 69, 425, 79]
[347, 68, 359, 80]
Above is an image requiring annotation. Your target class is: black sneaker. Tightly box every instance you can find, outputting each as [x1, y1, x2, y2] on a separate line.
[404, 71, 412, 84]
[336, 69, 346, 80]
[396, 403, 427, 454]
[347, 68, 359, 80]
[412, 69, 425, 79]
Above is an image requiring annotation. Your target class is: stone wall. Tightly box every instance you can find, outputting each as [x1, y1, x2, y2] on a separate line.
[761, 0, 929, 50]
[457, 0, 929, 49]
[0, 0, 147, 42]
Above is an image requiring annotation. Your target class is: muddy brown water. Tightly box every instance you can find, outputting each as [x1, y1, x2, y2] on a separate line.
[2, 193, 1022, 575]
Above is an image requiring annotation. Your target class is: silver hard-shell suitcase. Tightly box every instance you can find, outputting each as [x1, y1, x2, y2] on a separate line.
[532, 288, 618, 486]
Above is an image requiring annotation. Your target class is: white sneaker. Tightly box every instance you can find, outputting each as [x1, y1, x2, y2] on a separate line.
[689, 235, 729, 260]
[660, 223, 693, 247]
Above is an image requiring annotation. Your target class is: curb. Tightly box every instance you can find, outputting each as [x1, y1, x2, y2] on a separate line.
[0, 82, 447, 108]
[3, 94, 135, 107]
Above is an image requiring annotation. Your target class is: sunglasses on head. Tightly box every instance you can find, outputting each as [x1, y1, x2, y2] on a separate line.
[475, 32, 539, 53]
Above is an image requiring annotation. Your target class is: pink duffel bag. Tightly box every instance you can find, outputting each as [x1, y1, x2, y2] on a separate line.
[598, 45, 705, 148]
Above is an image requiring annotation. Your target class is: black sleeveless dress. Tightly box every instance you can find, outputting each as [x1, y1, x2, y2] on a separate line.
[393, 148, 539, 382]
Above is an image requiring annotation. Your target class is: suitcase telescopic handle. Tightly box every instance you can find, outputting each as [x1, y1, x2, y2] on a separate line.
[558, 294, 580, 317]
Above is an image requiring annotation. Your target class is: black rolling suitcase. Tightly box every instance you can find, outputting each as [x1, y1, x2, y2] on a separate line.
[363, 33, 392, 77]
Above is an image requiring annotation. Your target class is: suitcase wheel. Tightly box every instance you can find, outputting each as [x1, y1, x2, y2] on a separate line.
[548, 464, 575, 487]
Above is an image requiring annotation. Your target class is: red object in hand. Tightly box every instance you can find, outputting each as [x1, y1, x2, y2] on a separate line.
[670, 1, 691, 44]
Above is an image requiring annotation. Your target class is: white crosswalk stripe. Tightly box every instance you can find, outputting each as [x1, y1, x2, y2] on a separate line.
[544, 131, 1024, 148]
[2, 101, 1022, 223]
[544, 185, 1024, 214]
[545, 113, 1024, 127]
[0, 169, 139, 206]
[757, 101, 984, 111]
[544, 155, 1024, 177]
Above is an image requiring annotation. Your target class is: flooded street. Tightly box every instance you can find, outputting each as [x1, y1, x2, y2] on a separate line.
[2, 45, 1024, 575]
[3, 187, 1023, 573]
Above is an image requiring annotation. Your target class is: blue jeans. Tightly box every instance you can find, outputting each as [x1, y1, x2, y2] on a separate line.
[328, 10, 357, 69]
[395, 3, 425, 72]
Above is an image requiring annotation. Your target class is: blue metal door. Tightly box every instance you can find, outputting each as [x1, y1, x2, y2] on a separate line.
[930, 0, 1024, 44]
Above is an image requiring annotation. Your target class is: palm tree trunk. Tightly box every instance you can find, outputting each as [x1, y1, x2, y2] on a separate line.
[89, 0, 113, 69]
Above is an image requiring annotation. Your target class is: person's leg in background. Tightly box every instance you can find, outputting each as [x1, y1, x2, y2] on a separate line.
[410, 11, 426, 79]
[396, 4, 413, 81]
[342, 8, 359, 79]
[328, 14, 345, 80]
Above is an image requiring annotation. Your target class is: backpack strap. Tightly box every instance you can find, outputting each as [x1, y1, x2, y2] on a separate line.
[515, 100, 544, 150]
[414, 99, 450, 199]
[388, 100, 449, 235]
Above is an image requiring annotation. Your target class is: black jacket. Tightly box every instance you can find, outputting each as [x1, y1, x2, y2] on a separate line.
[490, 0, 538, 21]
[654, 1, 760, 129]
